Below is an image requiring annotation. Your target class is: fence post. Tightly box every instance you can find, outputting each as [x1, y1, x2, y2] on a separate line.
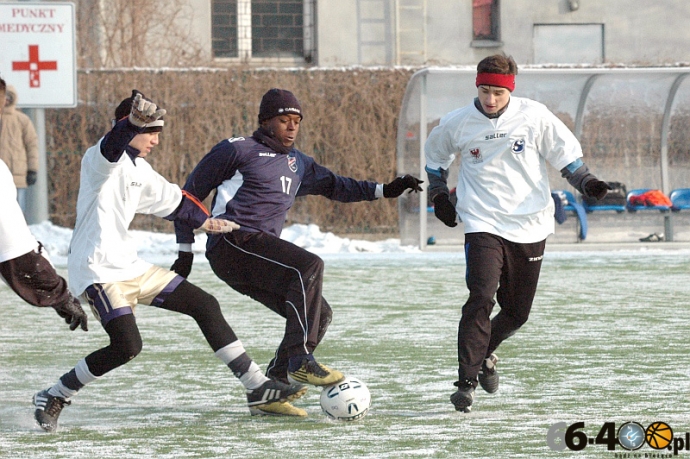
[24, 107, 49, 224]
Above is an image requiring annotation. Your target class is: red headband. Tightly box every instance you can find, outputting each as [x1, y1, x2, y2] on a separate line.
[475, 73, 515, 92]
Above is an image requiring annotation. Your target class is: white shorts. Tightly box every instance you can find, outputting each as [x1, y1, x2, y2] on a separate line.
[81, 266, 182, 326]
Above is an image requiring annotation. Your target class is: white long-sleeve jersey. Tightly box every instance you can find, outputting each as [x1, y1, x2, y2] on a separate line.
[0, 159, 38, 262]
[425, 96, 583, 243]
[67, 138, 183, 296]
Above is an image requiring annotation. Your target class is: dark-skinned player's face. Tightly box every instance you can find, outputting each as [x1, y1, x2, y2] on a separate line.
[264, 114, 301, 148]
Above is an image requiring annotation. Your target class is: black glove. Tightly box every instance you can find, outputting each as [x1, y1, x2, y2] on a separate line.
[433, 193, 458, 227]
[584, 180, 612, 201]
[26, 170, 37, 186]
[53, 297, 88, 331]
[383, 175, 424, 198]
[171, 251, 193, 278]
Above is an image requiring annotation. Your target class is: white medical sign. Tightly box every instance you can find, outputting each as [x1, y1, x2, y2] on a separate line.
[0, 2, 76, 107]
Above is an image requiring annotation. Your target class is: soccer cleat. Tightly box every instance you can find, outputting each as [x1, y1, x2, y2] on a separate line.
[247, 379, 308, 417]
[33, 389, 70, 432]
[640, 232, 664, 242]
[450, 380, 475, 413]
[478, 353, 499, 394]
[249, 401, 307, 417]
[265, 373, 290, 385]
[287, 358, 345, 387]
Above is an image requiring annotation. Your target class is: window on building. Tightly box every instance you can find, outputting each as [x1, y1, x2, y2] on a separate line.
[212, 0, 315, 62]
[472, 0, 500, 42]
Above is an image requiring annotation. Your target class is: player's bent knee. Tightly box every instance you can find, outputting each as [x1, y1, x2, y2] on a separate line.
[113, 333, 143, 363]
[104, 314, 143, 364]
[188, 290, 222, 321]
[164, 281, 222, 321]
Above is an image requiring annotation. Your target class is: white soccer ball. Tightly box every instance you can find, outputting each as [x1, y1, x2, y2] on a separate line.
[319, 377, 371, 421]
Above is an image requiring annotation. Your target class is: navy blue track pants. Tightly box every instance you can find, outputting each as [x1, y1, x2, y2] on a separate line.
[206, 231, 332, 381]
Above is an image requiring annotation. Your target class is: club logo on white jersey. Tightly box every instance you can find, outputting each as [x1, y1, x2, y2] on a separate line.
[469, 148, 483, 163]
[287, 155, 298, 172]
[511, 139, 526, 154]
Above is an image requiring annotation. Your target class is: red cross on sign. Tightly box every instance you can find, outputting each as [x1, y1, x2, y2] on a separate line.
[12, 44, 58, 88]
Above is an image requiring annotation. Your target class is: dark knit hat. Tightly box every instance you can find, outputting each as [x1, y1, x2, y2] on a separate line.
[114, 89, 164, 132]
[258, 88, 302, 123]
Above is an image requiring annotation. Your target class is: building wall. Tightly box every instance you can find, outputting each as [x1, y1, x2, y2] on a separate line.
[188, 0, 213, 60]
[499, 1, 688, 65]
[316, 1, 360, 66]
[173, 0, 690, 67]
[418, 0, 689, 66]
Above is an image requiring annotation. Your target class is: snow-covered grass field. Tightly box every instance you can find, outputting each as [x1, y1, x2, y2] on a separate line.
[1, 230, 690, 458]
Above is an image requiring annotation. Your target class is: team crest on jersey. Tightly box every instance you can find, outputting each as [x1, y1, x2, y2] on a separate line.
[469, 148, 482, 163]
[287, 155, 298, 172]
[511, 139, 526, 154]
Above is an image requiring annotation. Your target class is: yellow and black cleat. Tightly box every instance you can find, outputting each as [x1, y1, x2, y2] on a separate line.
[249, 401, 307, 417]
[288, 359, 345, 387]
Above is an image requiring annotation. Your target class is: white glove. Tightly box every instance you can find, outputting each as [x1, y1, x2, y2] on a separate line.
[129, 93, 166, 127]
[200, 218, 240, 233]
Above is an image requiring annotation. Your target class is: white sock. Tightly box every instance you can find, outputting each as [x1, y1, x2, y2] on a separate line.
[214, 340, 246, 365]
[47, 359, 99, 400]
[74, 358, 99, 385]
[48, 380, 78, 400]
[215, 341, 269, 390]
[240, 362, 269, 390]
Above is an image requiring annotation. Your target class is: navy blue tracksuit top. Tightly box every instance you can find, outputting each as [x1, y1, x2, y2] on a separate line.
[175, 135, 378, 246]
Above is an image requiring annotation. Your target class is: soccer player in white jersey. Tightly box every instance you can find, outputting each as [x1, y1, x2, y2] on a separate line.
[32, 90, 307, 433]
[424, 54, 611, 413]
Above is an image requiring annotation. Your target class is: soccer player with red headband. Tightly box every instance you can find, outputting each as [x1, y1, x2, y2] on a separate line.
[424, 53, 611, 413]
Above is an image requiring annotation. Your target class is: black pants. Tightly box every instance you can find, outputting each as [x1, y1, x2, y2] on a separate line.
[206, 231, 332, 381]
[83, 280, 237, 377]
[457, 232, 545, 383]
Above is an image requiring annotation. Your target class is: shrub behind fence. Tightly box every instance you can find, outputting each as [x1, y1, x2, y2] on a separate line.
[46, 68, 415, 234]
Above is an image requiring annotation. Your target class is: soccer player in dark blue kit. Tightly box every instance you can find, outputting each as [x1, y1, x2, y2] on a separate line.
[172, 88, 422, 390]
